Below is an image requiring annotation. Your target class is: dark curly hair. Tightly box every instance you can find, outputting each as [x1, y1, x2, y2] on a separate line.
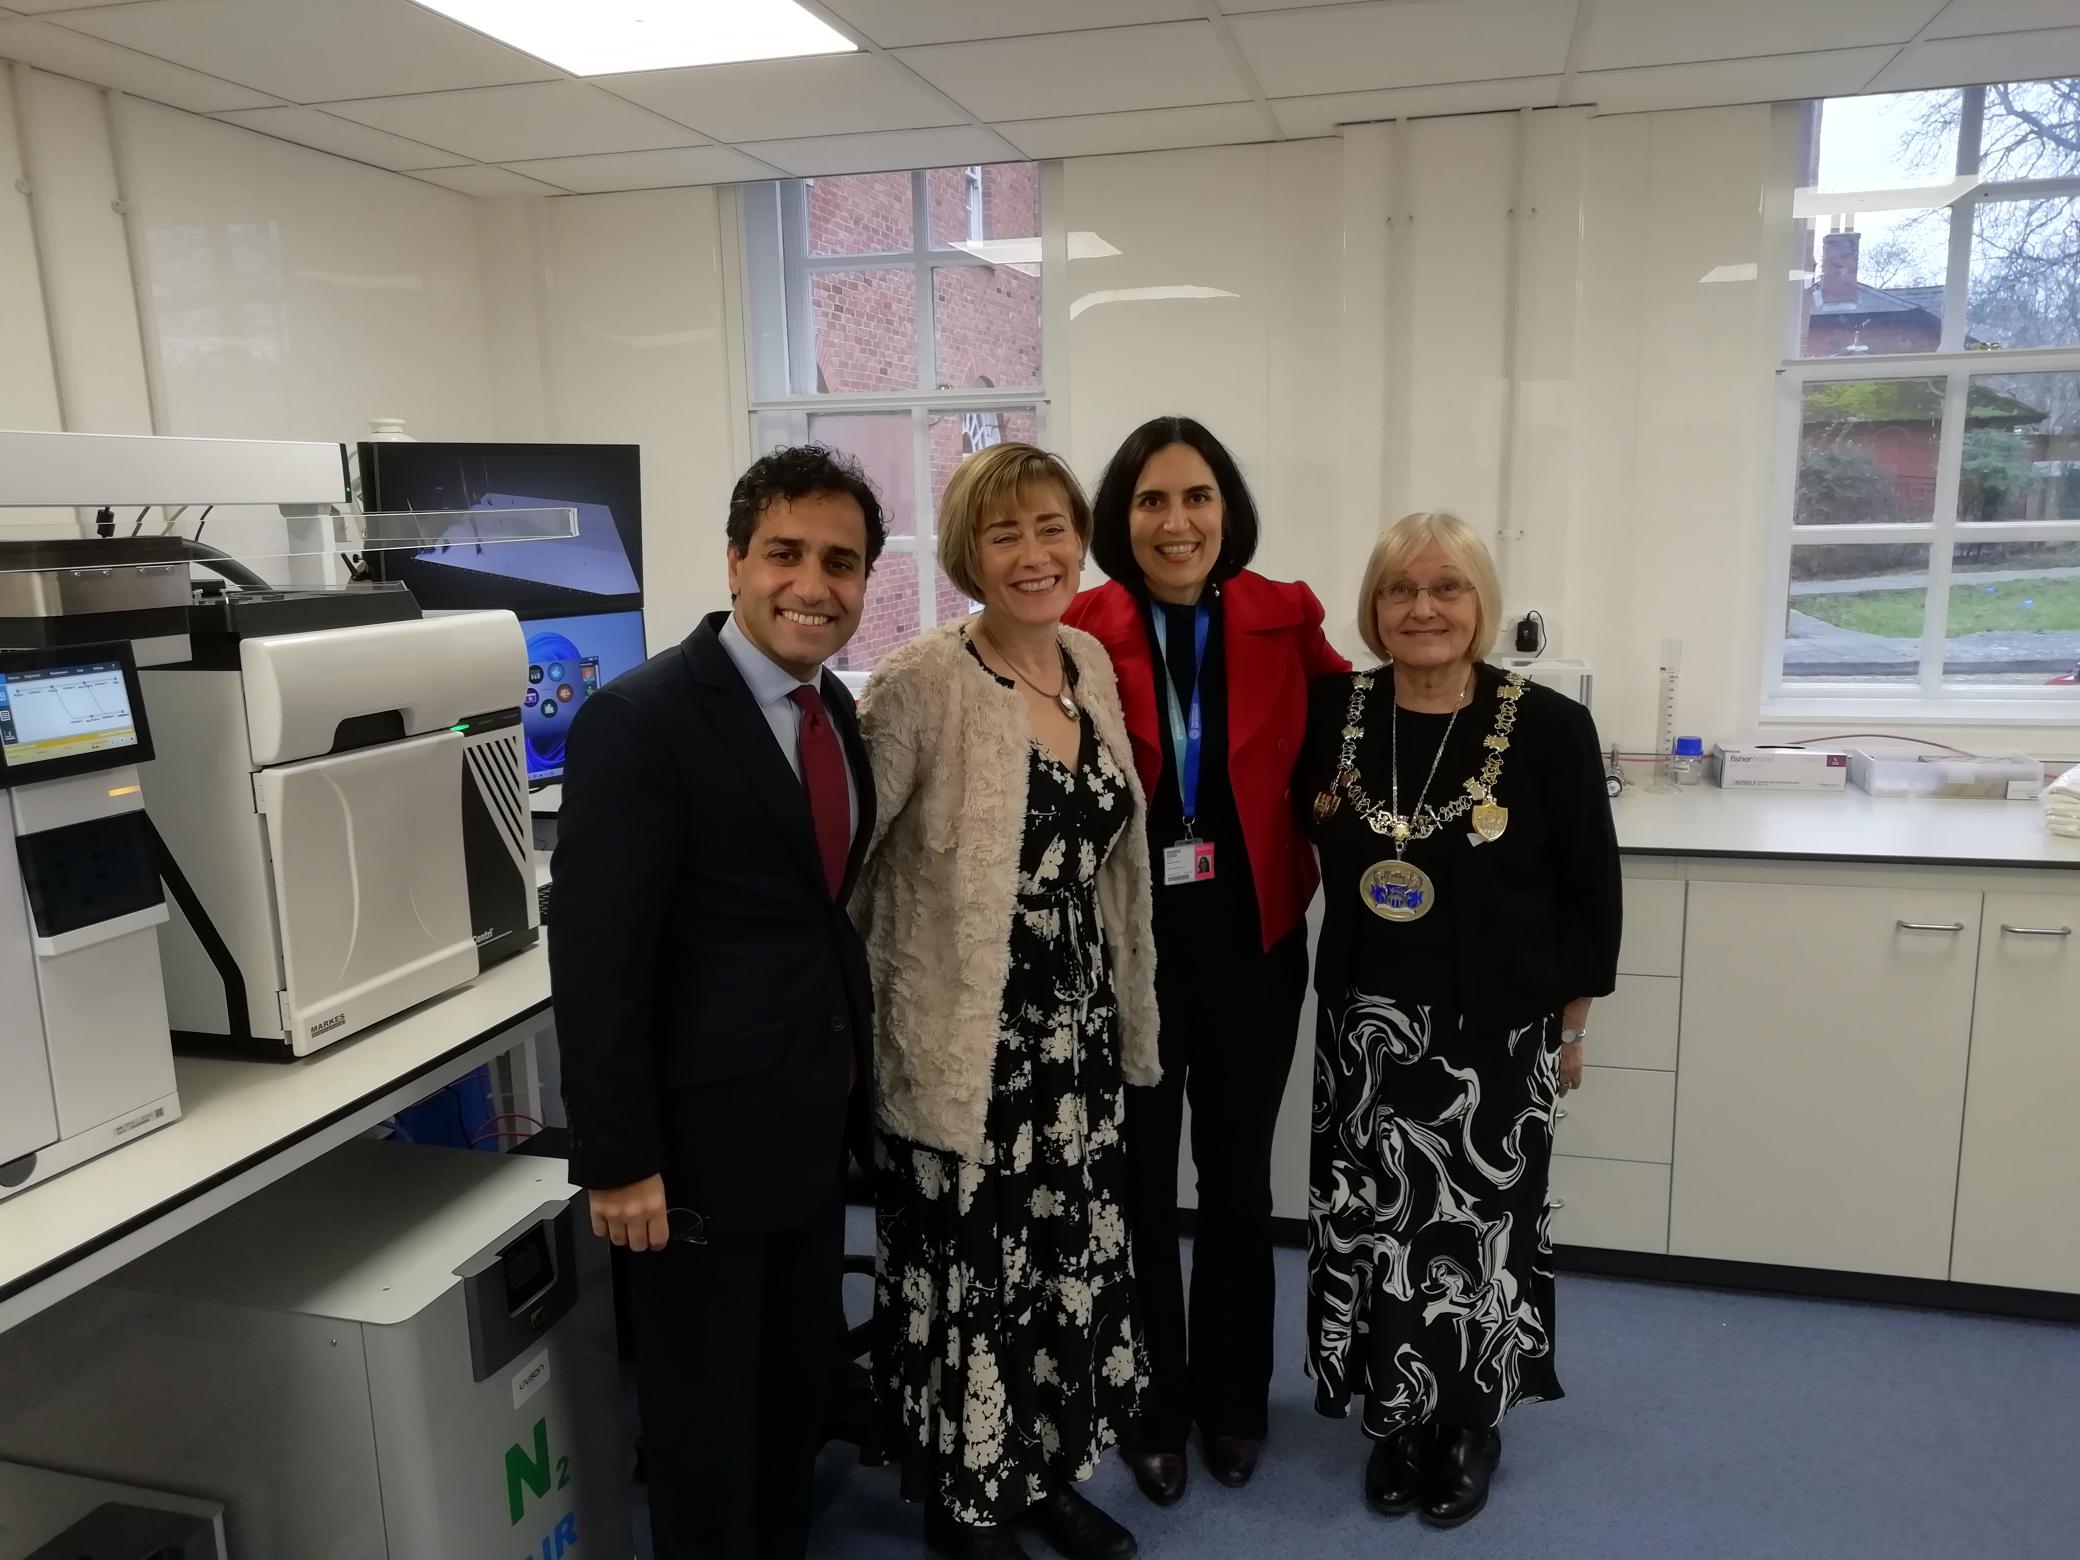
[1089, 416, 1260, 591]
[727, 444, 888, 570]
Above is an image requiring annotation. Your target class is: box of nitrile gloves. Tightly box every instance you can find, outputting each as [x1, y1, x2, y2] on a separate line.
[1709, 744, 1849, 791]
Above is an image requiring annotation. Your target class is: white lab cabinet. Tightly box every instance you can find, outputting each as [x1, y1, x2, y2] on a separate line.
[1949, 893, 2080, 1294]
[1670, 880, 1980, 1280]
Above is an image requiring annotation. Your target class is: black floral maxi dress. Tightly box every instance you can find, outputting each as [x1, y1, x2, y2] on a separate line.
[875, 689, 1150, 1527]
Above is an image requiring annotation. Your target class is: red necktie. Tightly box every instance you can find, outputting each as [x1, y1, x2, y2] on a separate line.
[789, 685, 849, 899]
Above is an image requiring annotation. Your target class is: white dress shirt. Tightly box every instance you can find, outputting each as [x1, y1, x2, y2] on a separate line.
[718, 610, 860, 839]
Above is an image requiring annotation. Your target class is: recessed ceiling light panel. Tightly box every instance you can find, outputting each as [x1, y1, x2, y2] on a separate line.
[413, 0, 856, 77]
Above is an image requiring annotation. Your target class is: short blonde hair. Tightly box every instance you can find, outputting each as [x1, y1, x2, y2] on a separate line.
[937, 443, 1092, 601]
[1357, 511, 1503, 664]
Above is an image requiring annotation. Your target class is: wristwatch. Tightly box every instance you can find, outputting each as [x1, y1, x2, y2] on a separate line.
[1560, 1027, 1588, 1047]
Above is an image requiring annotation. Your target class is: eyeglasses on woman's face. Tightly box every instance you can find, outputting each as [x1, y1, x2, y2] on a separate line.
[1380, 577, 1474, 607]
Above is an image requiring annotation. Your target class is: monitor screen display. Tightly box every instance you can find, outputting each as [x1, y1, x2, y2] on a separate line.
[522, 609, 649, 784]
[359, 442, 643, 616]
[0, 658, 140, 771]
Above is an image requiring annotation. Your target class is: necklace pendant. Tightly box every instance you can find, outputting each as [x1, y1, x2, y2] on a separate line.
[1472, 802, 1509, 842]
[1391, 819, 1412, 845]
[1313, 786, 1342, 823]
[1057, 692, 1078, 720]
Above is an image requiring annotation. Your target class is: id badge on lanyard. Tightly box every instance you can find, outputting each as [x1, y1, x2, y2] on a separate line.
[1153, 602, 1214, 886]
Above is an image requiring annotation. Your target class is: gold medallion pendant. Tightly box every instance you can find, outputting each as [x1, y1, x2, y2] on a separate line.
[1313, 789, 1341, 823]
[1471, 802, 1509, 842]
[1359, 860, 1436, 922]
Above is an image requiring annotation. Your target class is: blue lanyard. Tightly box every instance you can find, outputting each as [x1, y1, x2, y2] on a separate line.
[1150, 601, 1211, 829]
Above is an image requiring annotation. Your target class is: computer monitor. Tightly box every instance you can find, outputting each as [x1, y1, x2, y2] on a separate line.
[520, 609, 649, 784]
[358, 442, 643, 616]
[0, 642, 155, 787]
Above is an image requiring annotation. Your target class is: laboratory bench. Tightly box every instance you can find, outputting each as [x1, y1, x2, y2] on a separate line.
[0, 946, 552, 1338]
[1224, 784, 2080, 1319]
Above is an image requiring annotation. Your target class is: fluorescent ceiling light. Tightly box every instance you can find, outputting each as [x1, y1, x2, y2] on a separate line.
[949, 231, 1121, 277]
[1070, 285, 1238, 321]
[412, 0, 855, 77]
[1792, 175, 1980, 218]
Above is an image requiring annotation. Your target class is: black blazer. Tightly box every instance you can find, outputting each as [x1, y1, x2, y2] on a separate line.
[1298, 661, 1622, 1030]
[550, 611, 875, 1229]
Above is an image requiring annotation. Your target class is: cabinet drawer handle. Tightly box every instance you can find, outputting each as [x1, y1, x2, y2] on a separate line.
[1896, 920, 1965, 933]
[1555, 1108, 1569, 1120]
[2001, 924, 2073, 938]
[1550, 1199, 1567, 1210]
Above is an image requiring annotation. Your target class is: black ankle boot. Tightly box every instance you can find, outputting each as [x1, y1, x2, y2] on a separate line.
[1364, 1420, 1433, 1516]
[925, 1506, 1033, 1560]
[1023, 1484, 1137, 1560]
[1420, 1425, 1501, 1528]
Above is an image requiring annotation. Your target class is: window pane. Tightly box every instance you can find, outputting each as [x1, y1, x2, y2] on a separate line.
[1978, 79, 2080, 182]
[806, 171, 912, 258]
[928, 163, 1039, 252]
[1784, 543, 1930, 683]
[1795, 378, 1944, 524]
[1798, 213, 1952, 358]
[807, 269, 919, 393]
[931, 264, 1042, 395]
[1943, 540, 2080, 687]
[840, 549, 921, 675]
[752, 410, 917, 537]
[1968, 196, 2080, 352]
[1813, 90, 1958, 194]
[928, 407, 1041, 521]
[933, 562, 979, 630]
[1961, 372, 2080, 522]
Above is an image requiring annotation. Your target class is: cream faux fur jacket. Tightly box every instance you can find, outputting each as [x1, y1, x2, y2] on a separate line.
[854, 620, 1160, 1161]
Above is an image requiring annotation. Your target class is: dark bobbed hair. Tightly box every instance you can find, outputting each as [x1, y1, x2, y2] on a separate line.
[726, 444, 888, 571]
[1088, 416, 1260, 591]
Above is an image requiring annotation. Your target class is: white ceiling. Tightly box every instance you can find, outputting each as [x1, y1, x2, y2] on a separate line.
[0, 0, 2073, 196]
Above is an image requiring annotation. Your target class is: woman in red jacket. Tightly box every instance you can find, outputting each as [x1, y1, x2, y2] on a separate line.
[1064, 416, 1348, 1508]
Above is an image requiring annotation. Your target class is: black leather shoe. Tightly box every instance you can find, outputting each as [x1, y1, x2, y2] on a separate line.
[1023, 1485, 1137, 1560]
[1204, 1434, 1261, 1488]
[925, 1507, 1033, 1560]
[1126, 1450, 1187, 1506]
[1420, 1426, 1502, 1528]
[1364, 1421, 1432, 1516]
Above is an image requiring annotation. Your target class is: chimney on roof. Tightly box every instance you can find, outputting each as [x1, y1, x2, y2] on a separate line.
[1820, 230, 1860, 307]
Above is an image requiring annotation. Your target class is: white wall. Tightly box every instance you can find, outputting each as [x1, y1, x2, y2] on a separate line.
[1057, 119, 2077, 758]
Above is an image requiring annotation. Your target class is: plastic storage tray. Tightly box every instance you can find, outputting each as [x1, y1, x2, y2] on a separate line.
[1847, 747, 2044, 800]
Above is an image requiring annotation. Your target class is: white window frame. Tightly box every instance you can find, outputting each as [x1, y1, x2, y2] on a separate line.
[1763, 86, 2080, 724]
[737, 168, 1053, 685]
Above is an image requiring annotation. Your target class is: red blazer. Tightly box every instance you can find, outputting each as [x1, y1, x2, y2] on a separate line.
[1065, 570, 1350, 951]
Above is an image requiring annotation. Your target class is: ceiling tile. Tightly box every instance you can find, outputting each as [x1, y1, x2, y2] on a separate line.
[1229, 0, 1577, 99]
[52, 0, 556, 103]
[1868, 26, 2080, 91]
[994, 103, 1273, 160]
[1221, 0, 1378, 9]
[600, 52, 962, 142]
[739, 125, 1023, 178]
[0, 17, 280, 112]
[896, 21, 1250, 124]
[819, 0, 1201, 49]
[323, 82, 702, 164]
[1581, 0, 1934, 73]
[1580, 46, 1903, 115]
[1271, 77, 1562, 136]
[211, 105, 462, 170]
[9, 1, 160, 10]
[408, 162, 561, 197]
[504, 145, 781, 193]
[1928, 0, 2080, 38]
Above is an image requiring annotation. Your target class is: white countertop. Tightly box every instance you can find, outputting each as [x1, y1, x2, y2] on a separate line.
[1614, 784, 2080, 870]
[0, 945, 550, 1336]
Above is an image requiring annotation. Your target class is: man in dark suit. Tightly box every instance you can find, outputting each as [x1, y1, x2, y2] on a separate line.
[551, 445, 884, 1560]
